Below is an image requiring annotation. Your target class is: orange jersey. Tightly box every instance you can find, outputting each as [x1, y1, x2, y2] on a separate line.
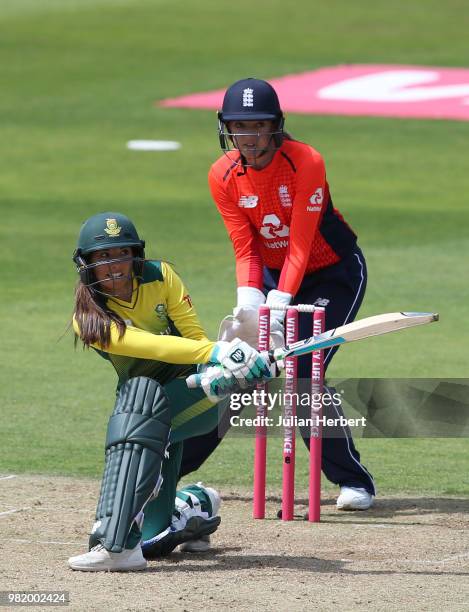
[209, 139, 357, 296]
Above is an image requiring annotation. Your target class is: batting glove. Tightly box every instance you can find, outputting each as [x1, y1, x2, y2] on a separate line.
[210, 339, 273, 386]
[193, 364, 239, 403]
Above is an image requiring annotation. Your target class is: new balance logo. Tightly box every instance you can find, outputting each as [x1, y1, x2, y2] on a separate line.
[239, 195, 258, 208]
[242, 88, 254, 107]
[314, 298, 330, 307]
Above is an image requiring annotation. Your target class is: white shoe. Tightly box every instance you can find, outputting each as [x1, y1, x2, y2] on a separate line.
[202, 486, 221, 516]
[142, 483, 221, 559]
[178, 486, 219, 553]
[336, 486, 374, 511]
[179, 534, 211, 553]
[68, 543, 147, 572]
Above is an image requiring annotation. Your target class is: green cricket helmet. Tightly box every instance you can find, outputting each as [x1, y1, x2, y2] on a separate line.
[73, 212, 146, 286]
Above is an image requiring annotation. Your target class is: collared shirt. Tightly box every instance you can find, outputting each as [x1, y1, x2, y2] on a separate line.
[209, 139, 357, 295]
[73, 260, 215, 387]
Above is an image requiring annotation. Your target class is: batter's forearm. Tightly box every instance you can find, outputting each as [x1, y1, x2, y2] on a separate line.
[95, 324, 215, 364]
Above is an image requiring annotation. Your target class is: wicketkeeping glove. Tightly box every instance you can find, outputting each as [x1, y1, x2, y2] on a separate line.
[218, 306, 259, 346]
[265, 289, 293, 349]
[209, 338, 272, 386]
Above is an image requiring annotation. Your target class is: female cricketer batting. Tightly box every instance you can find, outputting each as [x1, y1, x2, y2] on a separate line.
[179, 77, 376, 516]
[67, 211, 275, 571]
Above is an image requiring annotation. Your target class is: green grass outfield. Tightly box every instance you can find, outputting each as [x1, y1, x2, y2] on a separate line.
[1, 0, 468, 495]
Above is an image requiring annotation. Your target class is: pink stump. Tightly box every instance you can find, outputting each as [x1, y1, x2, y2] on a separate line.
[281, 308, 299, 521]
[309, 307, 325, 522]
[253, 305, 271, 519]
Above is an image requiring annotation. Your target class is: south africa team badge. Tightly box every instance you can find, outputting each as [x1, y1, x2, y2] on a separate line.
[155, 303, 168, 321]
[104, 218, 122, 236]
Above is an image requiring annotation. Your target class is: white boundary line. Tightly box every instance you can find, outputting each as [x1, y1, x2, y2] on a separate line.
[412, 551, 469, 564]
[0, 507, 31, 517]
[0, 475, 17, 481]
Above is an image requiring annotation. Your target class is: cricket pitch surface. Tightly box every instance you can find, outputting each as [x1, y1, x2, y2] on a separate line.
[1, 475, 468, 611]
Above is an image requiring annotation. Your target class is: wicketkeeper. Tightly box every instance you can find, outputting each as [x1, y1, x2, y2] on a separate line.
[179, 78, 376, 523]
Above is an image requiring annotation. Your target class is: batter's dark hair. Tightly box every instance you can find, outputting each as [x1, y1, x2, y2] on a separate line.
[73, 281, 126, 349]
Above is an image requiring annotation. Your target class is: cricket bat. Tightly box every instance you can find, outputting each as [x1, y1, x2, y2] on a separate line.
[186, 312, 438, 389]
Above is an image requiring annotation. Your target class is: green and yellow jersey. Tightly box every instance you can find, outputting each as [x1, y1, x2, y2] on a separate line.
[73, 260, 216, 387]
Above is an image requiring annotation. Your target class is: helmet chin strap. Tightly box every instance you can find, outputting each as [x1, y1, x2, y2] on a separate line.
[87, 274, 136, 301]
[253, 147, 271, 159]
[223, 149, 274, 169]
[242, 135, 278, 168]
[105, 282, 140, 304]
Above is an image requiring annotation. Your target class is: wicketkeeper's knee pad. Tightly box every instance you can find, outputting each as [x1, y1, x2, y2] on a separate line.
[89, 377, 171, 552]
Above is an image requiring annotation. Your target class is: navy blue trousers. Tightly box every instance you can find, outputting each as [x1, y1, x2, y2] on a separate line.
[180, 247, 375, 495]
